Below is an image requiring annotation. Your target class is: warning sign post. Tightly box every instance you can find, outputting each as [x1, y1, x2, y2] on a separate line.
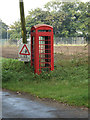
[18, 41, 31, 62]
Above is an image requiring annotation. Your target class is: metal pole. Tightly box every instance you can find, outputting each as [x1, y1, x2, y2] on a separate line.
[19, 0, 27, 44]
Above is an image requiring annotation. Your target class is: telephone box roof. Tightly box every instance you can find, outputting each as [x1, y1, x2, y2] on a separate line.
[32, 24, 53, 29]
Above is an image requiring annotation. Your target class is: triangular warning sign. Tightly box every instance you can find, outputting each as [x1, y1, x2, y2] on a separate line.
[19, 44, 30, 55]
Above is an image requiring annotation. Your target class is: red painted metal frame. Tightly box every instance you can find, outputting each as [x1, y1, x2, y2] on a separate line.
[31, 24, 54, 74]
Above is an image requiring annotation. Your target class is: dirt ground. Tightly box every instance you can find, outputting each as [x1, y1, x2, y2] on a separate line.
[1, 45, 88, 59]
[54, 45, 88, 55]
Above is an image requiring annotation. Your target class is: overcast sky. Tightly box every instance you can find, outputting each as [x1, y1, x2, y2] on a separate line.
[0, 0, 89, 26]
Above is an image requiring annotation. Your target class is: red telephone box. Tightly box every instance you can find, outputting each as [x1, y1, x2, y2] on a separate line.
[31, 24, 54, 74]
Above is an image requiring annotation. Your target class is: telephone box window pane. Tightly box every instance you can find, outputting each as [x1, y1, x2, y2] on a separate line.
[39, 36, 51, 71]
[38, 30, 51, 32]
[32, 30, 35, 32]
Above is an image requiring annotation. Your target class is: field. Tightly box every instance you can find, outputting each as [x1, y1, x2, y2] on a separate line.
[1, 45, 88, 59]
[1, 44, 89, 108]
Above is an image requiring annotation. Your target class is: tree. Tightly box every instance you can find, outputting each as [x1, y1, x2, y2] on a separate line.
[8, 21, 21, 40]
[0, 20, 8, 39]
[75, 2, 89, 39]
[8, 0, 89, 40]
[26, 8, 50, 32]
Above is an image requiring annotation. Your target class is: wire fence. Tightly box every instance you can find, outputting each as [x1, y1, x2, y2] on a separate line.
[0, 39, 17, 46]
[1, 37, 88, 60]
[54, 37, 87, 44]
[0, 36, 87, 46]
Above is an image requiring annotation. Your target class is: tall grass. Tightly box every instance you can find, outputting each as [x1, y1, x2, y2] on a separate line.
[2, 54, 88, 107]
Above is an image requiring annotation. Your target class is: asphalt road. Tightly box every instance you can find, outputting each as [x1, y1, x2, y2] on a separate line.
[1, 91, 88, 118]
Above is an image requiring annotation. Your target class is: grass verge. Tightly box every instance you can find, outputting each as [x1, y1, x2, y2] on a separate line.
[2, 54, 88, 107]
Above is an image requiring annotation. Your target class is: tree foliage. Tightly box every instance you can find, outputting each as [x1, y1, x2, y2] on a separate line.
[8, 21, 21, 40]
[0, 20, 8, 39]
[9, 1, 89, 40]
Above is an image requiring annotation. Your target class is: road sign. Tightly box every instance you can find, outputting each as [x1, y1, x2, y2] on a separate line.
[18, 41, 31, 62]
[19, 44, 30, 55]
